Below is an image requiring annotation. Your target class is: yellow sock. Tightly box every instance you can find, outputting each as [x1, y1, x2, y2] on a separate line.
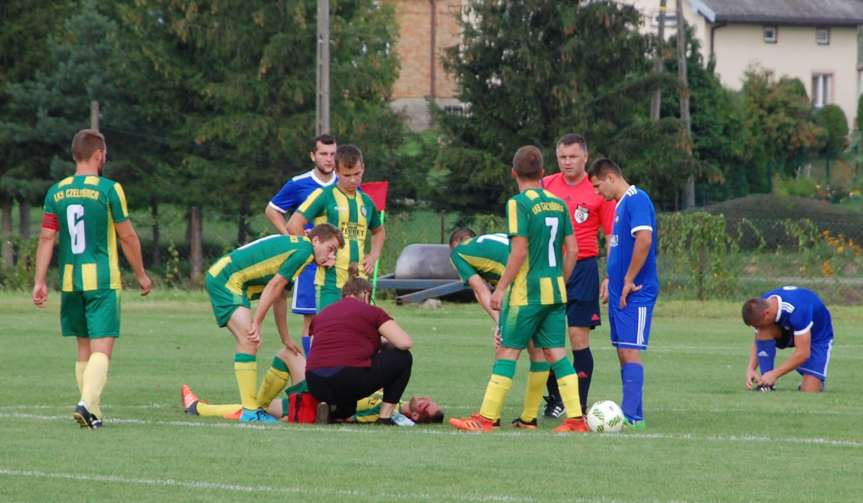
[81, 352, 110, 418]
[557, 374, 583, 419]
[197, 403, 243, 418]
[478, 375, 513, 422]
[75, 361, 87, 393]
[256, 357, 291, 407]
[234, 353, 258, 410]
[520, 364, 550, 422]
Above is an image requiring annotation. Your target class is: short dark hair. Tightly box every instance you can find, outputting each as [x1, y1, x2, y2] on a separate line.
[556, 133, 587, 153]
[308, 223, 345, 249]
[586, 157, 623, 180]
[741, 298, 770, 326]
[71, 129, 106, 162]
[336, 144, 363, 170]
[426, 410, 445, 424]
[512, 145, 543, 180]
[310, 134, 336, 153]
[448, 227, 476, 248]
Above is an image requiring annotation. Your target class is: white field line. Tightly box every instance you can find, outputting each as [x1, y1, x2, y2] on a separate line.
[0, 467, 533, 503]
[1, 412, 861, 448]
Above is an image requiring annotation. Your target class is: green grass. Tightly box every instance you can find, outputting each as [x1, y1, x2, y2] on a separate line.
[1, 292, 862, 502]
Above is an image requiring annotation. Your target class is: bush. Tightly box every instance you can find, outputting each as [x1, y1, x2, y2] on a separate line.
[700, 194, 863, 249]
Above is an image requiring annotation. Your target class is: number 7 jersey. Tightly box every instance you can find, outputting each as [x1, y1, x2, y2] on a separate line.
[506, 188, 572, 306]
[42, 175, 129, 292]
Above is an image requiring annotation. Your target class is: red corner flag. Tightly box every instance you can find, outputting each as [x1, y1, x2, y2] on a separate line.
[361, 181, 389, 212]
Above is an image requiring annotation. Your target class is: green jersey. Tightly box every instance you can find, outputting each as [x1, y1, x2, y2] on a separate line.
[506, 188, 572, 306]
[43, 175, 129, 292]
[207, 235, 314, 299]
[450, 233, 509, 284]
[297, 185, 381, 288]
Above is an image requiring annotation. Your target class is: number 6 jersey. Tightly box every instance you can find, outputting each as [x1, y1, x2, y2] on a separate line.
[42, 175, 129, 291]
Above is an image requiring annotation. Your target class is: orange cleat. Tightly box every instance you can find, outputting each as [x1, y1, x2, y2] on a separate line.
[223, 409, 242, 421]
[180, 384, 199, 416]
[553, 417, 590, 433]
[449, 413, 497, 432]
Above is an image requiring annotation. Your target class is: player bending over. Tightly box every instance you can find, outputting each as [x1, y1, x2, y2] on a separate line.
[450, 145, 588, 433]
[449, 227, 558, 428]
[741, 286, 834, 392]
[189, 224, 343, 424]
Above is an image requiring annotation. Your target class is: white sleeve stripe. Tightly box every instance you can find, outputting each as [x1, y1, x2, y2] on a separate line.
[631, 225, 653, 236]
[794, 322, 814, 336]
[268, 201, 287, 214]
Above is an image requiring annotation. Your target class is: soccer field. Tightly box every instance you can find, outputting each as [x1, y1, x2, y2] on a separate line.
[1, 292, 861, 502]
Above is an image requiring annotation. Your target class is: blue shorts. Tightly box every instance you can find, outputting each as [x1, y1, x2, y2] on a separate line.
[798, 337, 834, 382]
[291, 264, 317, 315]
[566, 257, 601, 328]
[609, 301, 654, 350]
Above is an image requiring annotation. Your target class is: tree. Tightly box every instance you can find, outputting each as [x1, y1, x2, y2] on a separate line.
[814, 104, 849, 181]
[433, 0, 690, 213]
[0, 0, 75, 265]
[740, 67, 822, 189]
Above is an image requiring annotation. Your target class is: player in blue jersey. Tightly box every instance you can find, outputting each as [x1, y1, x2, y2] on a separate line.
[587, 158, 658, 430]
[265, 134, 337, 344]
[741, 286, 834, 392]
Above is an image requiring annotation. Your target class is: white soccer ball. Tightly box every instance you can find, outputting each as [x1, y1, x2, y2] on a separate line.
[586, 400, 625, 433]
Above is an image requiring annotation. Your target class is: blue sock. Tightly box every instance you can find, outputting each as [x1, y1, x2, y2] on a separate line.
[621, 363, 644, 422]
[755, 339, 776, 374]
[302, 336, 312, 356]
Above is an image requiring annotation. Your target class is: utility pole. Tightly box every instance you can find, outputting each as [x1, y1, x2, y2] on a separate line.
[90, 100, 99, 131]
[650, 0, 667, 121]
[316, 0, 331, 135]
[677, 0, 695, 209]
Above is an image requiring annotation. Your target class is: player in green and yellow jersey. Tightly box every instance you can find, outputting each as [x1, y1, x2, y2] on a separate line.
[449, 228, 552, 428]
[286, 144, 385, 312]
[32, 129, 152, 429]
[450, 145, 589, 433]
[194, 224, 344, 424]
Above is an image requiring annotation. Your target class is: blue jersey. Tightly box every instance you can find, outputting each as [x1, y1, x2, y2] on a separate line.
[269, 169, 336, 229]
[607, 186, 659, 305]
[762, 287, 832, 345]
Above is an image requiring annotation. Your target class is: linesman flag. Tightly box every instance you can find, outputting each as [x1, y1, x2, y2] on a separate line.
[360, 181, 389, 301]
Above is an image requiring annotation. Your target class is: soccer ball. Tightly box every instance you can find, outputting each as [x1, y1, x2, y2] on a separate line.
[586, 400, 625, 433]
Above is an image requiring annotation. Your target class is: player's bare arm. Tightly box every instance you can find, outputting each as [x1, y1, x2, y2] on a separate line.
[491, 235, 528, 311]
[467, 274, 498, 323]
[32, 227, 58, 307]
[115, 220, 152, 295]
[264, 204, 290, 235]
[286, 212, 309, 236]
[746, 343, 760, 389]
[620, 229, 651, 308]
[363, 225, 386, 275]
[759, 331, 812, 388]
[562, 233, 578, 281]
[248, 273, 290, 344]
[272, 290, 302, 356]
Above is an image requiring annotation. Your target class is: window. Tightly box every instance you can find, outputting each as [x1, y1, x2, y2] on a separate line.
[763, 26, 778, 44]
[812, 73, 833, 108]
[650, 11, 677, 29]
[816, 28, 830, 45]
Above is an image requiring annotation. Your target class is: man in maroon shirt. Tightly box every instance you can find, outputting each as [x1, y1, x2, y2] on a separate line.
[305, 273, 414, 424]
[541, 133, 616, 418]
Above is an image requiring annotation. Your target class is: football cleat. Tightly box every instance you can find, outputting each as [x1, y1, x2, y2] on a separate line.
[239, 408, 279, 424]
[511, 417, 538, 430]
[755, 384, 775, 392]
[543, 395, 565, 419]
[553, 417, 590, 433]
[73, 402, 100, 430]
[180, 384, 200, 416]
[449, 413, 497, 432]
[623, 419, 647, 431]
